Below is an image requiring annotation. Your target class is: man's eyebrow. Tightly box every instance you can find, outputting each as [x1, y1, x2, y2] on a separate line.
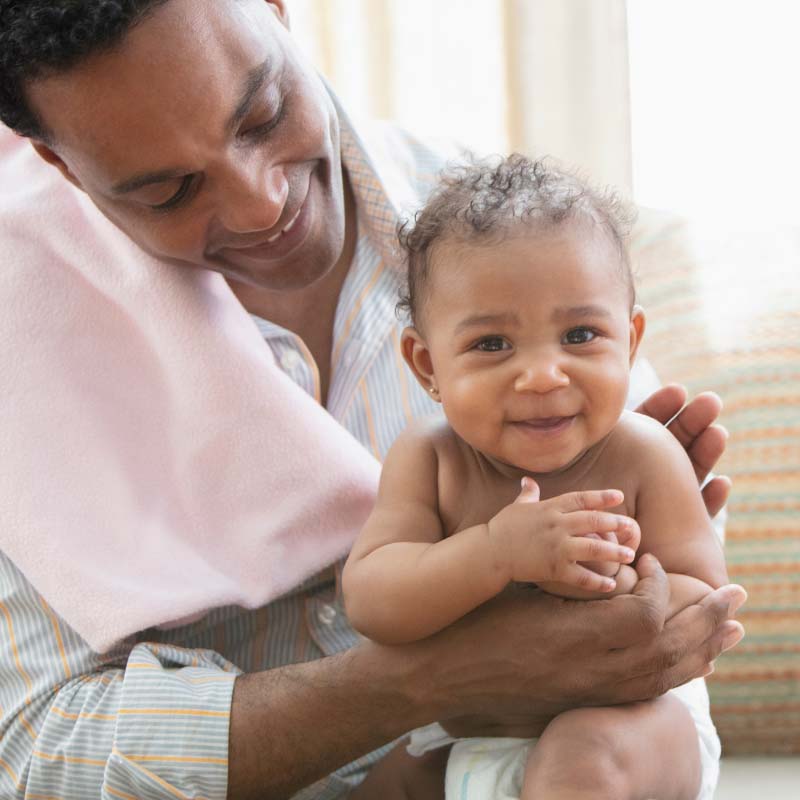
[226, 57, 273, 134]
[112, 169, 186, 196]
[454, 312, 519, 335]
[552, 305, 613, 320]
[111, 58, 274, 196]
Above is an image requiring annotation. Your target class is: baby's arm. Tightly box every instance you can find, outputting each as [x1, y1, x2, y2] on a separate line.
[538, 413, 728, 614]
[633, 416, 729, 617]
[342, 424, 638, 644]
[343, 425, 506, 644]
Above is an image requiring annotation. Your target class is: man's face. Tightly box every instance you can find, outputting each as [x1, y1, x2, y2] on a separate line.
[26, 0, 347, 292]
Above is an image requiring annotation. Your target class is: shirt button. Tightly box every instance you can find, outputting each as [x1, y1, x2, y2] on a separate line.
[317, 603, 337, 625]
[280, 349, 303, 372]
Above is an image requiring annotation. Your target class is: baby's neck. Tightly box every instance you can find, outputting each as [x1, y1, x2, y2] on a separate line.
[477, 433, 614, 498]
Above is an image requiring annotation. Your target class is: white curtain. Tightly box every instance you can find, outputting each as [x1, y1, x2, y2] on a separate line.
[289, 0, 632, 193]
[503, 0, 631, 192]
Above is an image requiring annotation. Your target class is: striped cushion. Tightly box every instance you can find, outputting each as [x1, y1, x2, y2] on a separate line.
[630, 210, 800, 755]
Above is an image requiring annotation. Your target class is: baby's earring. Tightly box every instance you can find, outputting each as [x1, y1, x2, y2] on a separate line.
[428, 385, 439, 398]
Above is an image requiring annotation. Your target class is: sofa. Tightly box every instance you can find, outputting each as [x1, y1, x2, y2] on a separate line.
[630, 210, 799, 757]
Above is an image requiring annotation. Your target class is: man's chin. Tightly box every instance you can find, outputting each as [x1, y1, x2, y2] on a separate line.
[217, 255, 336, 294]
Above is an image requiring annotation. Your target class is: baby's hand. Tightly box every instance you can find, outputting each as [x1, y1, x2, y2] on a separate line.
[581, 533, 623, 578]
[487, 477, 639, 593]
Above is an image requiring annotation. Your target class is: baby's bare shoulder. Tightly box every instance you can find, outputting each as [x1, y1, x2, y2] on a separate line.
[392, 415, 465, 469]
[611, 410, 691, 471]
[399, 414, 458, 450]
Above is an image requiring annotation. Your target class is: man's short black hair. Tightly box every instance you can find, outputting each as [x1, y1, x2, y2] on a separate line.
[0, 0, 170, 140]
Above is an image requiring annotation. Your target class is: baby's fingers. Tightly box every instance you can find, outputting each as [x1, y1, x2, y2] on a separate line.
[558, 563, 618, 593]
[554, 489, 624, 512]
[613, 518, 641, 552]
[565, 510, 638, 539]
[567, 536, 636, 566]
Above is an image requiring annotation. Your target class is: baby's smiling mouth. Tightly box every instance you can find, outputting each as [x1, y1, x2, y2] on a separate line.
[512, 416, 575, 433]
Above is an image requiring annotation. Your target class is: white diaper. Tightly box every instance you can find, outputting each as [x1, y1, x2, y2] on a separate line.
[407, 678, 720, 800]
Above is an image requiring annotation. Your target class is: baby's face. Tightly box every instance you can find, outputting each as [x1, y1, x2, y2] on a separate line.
[411, 224, 644, 475]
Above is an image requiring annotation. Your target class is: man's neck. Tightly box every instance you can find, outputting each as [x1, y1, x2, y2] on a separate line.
[230, 173, 358, 405]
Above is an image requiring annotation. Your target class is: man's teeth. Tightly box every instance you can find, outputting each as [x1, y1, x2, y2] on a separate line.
[265, 207, 302, 243]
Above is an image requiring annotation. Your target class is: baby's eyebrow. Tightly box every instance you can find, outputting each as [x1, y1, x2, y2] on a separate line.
[454, 312, 519, 335]
[551, 305, 613, 320]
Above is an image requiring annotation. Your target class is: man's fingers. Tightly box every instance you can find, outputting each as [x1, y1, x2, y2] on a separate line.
[634, 383, 687, 425]
[667, 619, 745, 691]
[701, 474, 732, 518]
[637, 583, 747, 682]
[662, 583, 745, 652]
[687, 423, 729, 485]
[613, 618, 745, 703]
[698, 582, 747, 618]
[637, 388, 729, 487]
[598, 554, 670, 648]
[667, 392, 724, 474]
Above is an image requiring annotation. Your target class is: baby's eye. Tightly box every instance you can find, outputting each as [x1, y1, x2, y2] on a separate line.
[474, 336, 510, 352]
[562, 327, 597, 345]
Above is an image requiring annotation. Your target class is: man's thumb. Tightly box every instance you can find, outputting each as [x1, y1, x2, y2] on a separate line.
[516, 476, 540, 503]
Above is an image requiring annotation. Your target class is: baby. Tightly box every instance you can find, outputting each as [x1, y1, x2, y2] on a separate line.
[342, 155, 728, 800]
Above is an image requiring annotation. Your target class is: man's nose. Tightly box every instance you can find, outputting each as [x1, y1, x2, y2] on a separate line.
[514, 355, 570, 393]
[217, 161, 289, 235]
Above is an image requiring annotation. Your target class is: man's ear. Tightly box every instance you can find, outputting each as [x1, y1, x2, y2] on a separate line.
[629, 305, 646, 366]
[400, 326, 440, 401]
[266, 1, 290, 29]
[30, 142, 83, 192]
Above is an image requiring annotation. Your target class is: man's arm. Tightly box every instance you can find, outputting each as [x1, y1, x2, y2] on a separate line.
[228, 555, 745, 798]
[0, 543, 741, 800]
[0, 551, 235, 800]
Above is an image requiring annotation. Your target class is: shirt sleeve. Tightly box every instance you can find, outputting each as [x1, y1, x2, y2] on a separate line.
[0, 552, 238, 800]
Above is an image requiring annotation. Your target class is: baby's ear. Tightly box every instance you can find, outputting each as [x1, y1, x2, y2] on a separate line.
[629, 305, 646, 366]
[400, 327, 440, 401]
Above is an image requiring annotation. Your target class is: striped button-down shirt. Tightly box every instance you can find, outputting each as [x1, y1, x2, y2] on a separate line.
[0, 106, 662, 799]
[0, 107, 450, 800]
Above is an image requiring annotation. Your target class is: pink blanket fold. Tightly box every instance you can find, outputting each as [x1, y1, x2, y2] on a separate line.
[0, 128, 380, 653]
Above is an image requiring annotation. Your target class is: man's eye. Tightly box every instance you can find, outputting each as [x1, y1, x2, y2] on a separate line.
[562, 327, 597, 345]
[474, 336, 509, 352]
[242, 100, 286, 142]
[150, 176, 194, 213]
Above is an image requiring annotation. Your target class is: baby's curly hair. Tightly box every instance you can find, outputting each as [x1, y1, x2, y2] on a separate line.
[397, 154, 636, 326]
[0, 0, 170, 140]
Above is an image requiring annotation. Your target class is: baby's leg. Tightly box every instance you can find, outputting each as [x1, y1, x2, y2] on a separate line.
[522, 694, 701, 800]
[349, 741, 448, 800]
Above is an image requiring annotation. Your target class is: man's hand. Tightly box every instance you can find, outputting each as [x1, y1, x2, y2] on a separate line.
[421, 554, 745, 738]
[635, 384, 731, 517]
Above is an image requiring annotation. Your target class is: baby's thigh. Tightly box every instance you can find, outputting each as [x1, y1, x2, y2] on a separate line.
[349, 742, 449, 800]
[527, 694, 701, 800]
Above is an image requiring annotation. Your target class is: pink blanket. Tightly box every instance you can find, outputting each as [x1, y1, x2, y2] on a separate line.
[0, 128, 380, 653]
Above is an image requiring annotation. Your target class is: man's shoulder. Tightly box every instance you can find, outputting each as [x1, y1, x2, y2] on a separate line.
[355, 119, 469, 209]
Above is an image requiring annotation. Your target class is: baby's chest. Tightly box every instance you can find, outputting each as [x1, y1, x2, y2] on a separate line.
[440, 468, 639, 537]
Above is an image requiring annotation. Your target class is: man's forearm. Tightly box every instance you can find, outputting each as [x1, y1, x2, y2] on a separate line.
[227, 640, 434, 799]
[228, 561, 744, 798]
